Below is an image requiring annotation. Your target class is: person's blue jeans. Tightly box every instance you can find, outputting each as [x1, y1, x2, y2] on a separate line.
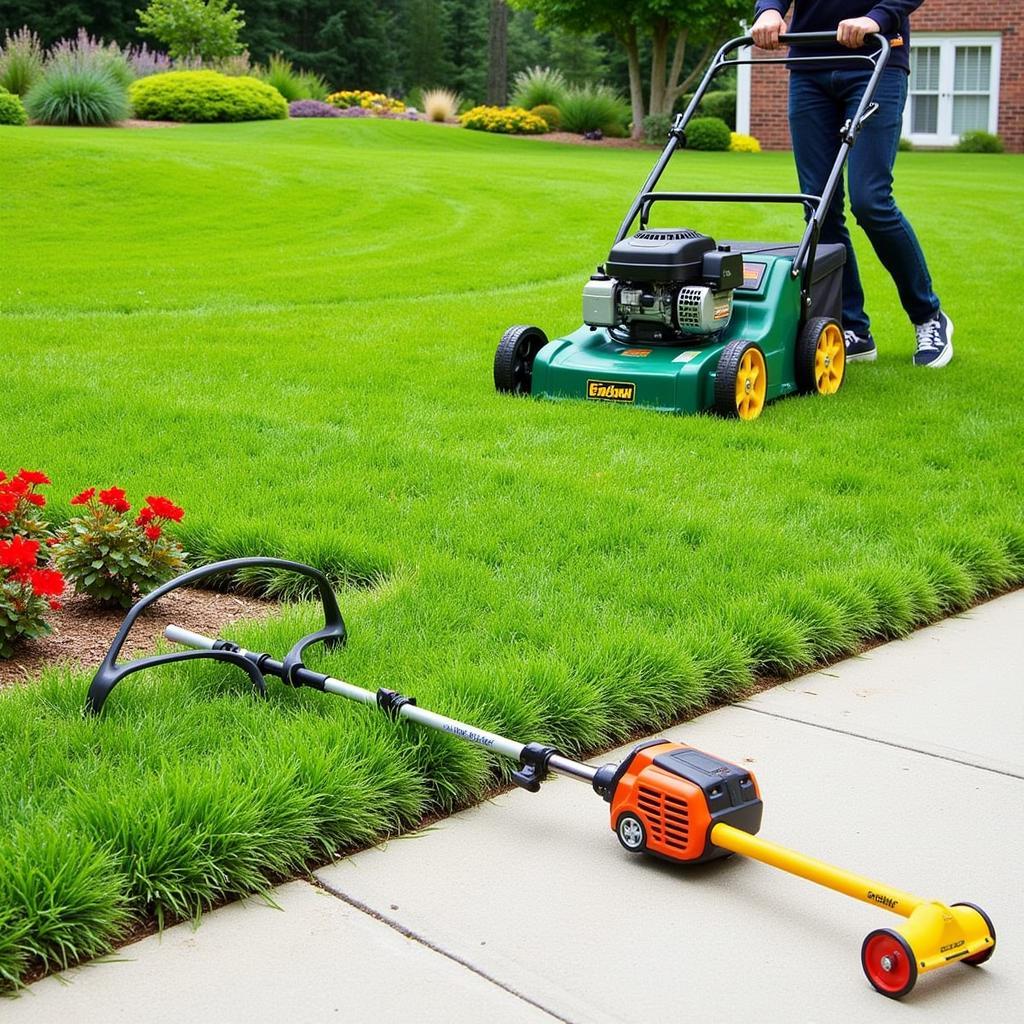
[789, 67, 940, 336]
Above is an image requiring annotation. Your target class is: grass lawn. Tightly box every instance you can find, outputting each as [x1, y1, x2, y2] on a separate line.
[0, 119, 1021, 987]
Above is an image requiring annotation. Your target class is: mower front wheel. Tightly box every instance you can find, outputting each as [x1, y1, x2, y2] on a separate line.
[861, 928, 918, 999]
[796, 316, 845, 396]
[953, 902, 997, 966]
[494, 325, 548, 395]
[714, 340, 767, 420]
[616, 813, 647, 853]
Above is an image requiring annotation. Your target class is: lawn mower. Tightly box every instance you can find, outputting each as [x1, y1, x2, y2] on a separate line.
[494, 31, 893, 419]
[88, 557, 996, 999]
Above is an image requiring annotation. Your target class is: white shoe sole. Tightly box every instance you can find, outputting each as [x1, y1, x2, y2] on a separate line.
[846, 349, 878, 363]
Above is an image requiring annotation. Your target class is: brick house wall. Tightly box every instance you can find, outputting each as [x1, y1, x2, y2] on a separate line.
[745, 1, 1024, 152]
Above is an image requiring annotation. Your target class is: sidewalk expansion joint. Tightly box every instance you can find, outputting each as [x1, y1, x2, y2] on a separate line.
[735, 704, 1023, 780]
[311, 875, 576, 1024]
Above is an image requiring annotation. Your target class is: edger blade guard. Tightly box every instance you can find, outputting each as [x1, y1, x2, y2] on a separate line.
[85, 557, 346, 714]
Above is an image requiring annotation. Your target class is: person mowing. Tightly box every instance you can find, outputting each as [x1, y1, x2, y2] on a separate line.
[751, 1, 953, 367]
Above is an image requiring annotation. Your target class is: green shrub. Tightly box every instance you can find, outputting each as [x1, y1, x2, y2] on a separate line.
[296, 71, 328, 102]
[0, 88, 27, 125]
[559, 84, 628, 137]
[956, 130, 1003, 153]
[685, 116, 731, 151]
[460, 104, 547, 134]
[699, 89, 736, 129]
[642, 113, 672, 144]
[0, 27, 44, 96]
[129, 70, 287, 122]
[530, 103, 560, 130]
[23, 64, 130, 126]
[898, 137, 913, 152]
[511, 65, 566, 109]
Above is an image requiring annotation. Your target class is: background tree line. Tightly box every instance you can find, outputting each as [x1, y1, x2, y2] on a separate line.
[0, 1, 745, 117]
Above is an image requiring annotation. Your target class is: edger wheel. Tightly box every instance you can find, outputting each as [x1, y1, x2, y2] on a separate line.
[714, 339, 767, 420]
[616, 813, 647, 853]
[952, 902, 997, 965]
[796, 317, 845, 396]
[494, 325, 548, 395]
[861, 928, 918, 999]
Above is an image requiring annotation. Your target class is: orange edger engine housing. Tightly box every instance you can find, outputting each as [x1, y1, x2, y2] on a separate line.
[597, 740, 763, 862]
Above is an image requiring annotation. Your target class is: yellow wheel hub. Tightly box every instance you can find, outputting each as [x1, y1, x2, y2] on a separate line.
[735, 348, 767, 420]
[815, 322, 845, 395]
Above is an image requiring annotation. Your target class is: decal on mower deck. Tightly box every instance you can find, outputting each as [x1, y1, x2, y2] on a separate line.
[620, 349, 652, 358]
[587, 379, 636, 402]
[738, 262, 767, 290]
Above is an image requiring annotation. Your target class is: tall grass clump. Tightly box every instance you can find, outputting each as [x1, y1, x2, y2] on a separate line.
[0, 27, 44, 96]
[24, 64, 130, 126]
[511, 65, 567, 109]
[47, 29, 134, 89]
[559, 83, 629, 136]
[421, 87, 460, 122]
[258, 54, 328, 102]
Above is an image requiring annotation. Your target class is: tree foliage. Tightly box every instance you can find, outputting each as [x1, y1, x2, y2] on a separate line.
[136, 0, 245, 61]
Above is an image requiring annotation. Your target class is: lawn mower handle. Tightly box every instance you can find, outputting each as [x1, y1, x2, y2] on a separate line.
[615, 30, 891, 301]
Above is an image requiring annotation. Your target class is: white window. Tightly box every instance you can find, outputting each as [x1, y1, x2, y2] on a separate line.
[905, 34, 1001, 147]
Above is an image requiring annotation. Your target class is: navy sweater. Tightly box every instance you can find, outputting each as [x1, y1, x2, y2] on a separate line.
[752, 1, 924, 72]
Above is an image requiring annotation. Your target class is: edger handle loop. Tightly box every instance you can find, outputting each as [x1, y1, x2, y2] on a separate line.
[85, 557, 346, 715]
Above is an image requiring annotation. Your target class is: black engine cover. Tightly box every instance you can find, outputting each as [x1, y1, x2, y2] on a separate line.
[605, 228, 715, 284]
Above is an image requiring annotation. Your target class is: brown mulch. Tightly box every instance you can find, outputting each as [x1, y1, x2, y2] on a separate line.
[0, 588, 275, 688]
[118, 119, 182, 129]
[526, 130, 653, 148]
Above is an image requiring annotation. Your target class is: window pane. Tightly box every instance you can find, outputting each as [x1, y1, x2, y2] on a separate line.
[912, 94, 938, 134]
[953, 94, 989, 133]
[912, 47, 940, 91]
[954, 46, 990, 92]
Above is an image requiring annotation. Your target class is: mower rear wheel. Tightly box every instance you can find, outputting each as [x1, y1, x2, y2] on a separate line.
[494, 325, 548, 395]
[952, 902, 997, 965]
[861, 928, 918, 999]
[714, 340, 767, 420]
[616, 813, 647, 853]
[796, 317, 845, 396]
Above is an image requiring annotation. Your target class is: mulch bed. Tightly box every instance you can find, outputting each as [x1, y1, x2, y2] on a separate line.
[527, 130, 652, 148]
[0, 588, 274, 689]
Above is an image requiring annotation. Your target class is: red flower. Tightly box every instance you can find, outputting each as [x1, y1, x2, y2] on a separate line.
[0, 470, 6, 483]
[0, 535, 39, 570]
[46, 537, 60, 547]
[70, 487, 96, 506]
[98, 486, 128, 509]
[6, 476, 28, 496]
[49, 599, 63, 611]
[29, 568, 65, 598]
[0, 492, 17, 514]
[25, 492, 46, 508]
[145, 496, 184, 522]
[17, 469, 51, 486]
[145, 525, 163, 541]
[136, 507, 155, 525]
[0, 516, 8, 530]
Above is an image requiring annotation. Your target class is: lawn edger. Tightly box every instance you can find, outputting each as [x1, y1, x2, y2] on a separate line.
[88, 557, 997, 999]
[494, 31, 893, 420]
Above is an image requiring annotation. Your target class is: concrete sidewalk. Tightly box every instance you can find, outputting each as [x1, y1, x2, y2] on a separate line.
[8, 591, 1022, 1022]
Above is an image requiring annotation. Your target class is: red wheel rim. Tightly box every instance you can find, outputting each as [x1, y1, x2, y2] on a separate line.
[862, 931, 915, 997]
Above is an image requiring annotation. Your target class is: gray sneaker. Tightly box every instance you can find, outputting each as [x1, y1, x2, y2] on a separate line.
[843, 330, 877, 362]
[913, 311, 954, 368]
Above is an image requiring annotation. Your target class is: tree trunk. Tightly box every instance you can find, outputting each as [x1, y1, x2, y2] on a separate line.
[624, 26, 645, 140]
[648, 18, 670, 117]
[667, 39, 717, 111]
[486, 1, 508, 106]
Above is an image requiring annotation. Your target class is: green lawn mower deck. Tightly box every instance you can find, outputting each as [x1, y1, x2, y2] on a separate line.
[494, 31, 893, 421]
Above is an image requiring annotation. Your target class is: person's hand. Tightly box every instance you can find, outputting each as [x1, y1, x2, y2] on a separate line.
[752, 9, 786, 50]
[837, 16, 881, 48]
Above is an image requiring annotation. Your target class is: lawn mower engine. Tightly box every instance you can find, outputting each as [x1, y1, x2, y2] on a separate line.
[583, 228, 745, 344]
